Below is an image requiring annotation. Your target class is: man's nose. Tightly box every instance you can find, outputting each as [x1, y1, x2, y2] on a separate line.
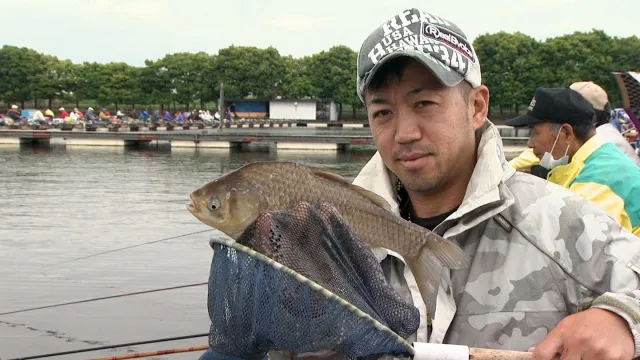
[394, 110, 422, 144]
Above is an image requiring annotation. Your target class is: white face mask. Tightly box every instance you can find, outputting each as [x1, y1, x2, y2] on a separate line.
[539, 129, 570, 170]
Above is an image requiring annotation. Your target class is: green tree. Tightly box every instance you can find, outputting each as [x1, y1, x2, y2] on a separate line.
[97, 62, 137, 110]
[2, 29, 639, 115]
[280, 55, 318, 99]
[32, 55, 79, 109]
[157, 52, 211, 110]
[538, 30, 615, 94]
[214, 46, 286, 99]
[307, 45, 359, 118]
[0, 45, 41, 108]
[139, 59, 173, 111]
[74, 62, 104, 108]
[474, 32, 542, 115]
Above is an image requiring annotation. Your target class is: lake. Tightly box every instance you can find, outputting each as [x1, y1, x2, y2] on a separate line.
[0, 144, 376, 360]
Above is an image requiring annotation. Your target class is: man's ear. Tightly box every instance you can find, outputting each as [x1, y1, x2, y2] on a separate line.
[560, 123, 574, 141]
[470, 85, 490, 130]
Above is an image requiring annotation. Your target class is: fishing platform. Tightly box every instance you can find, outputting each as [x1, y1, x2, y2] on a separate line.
[0, 124, 530, 155]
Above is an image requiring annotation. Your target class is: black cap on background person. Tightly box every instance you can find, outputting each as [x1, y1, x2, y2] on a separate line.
[505, 87, 596, 128]
[505, 87, 597, 179]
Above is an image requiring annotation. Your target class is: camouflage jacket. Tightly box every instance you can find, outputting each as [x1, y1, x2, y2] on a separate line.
[352, 121, 640, 356]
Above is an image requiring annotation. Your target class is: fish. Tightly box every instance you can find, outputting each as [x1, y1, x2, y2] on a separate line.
[186, 161, 470, 314]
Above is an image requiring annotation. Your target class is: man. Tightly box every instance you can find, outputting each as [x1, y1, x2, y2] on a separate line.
[99, 108, 111, 122]
[510, 81, 640, 170]
[33, 107, 46, 123]
[6, 105, 21, 122]
[85, 107, 97, 121]
[349, 8, 640, 360]
[58, 107, 69, 119]
[199, 8, 640, 360]
[44, 108, 55, 120]
[506, 87, 640, 236]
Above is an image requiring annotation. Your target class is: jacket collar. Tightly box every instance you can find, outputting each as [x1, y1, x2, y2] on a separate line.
[546, 134, 605, 187]
[572, 134, 606, 164]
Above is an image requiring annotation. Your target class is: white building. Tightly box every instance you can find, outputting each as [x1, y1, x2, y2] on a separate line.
[328, 101, 338, 121]
[269, 99, 317, 120]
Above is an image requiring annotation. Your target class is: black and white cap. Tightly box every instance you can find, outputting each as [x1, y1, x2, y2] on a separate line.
[356, 9, 482, 102]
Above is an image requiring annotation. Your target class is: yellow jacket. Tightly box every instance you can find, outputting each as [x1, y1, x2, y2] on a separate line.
[508, 148, 539, 172]
[541, 135, 640, 236]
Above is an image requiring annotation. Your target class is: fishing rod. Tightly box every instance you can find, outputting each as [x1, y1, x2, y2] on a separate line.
[5, 333, 209, 360]
[91, 345, 210, 360]
[41, 229, 213, 269]
[0, 282, 207, 317]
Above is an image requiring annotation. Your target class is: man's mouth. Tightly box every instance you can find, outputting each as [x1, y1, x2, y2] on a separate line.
[397, 152, 432, 170]
[398, 152, 427, 161]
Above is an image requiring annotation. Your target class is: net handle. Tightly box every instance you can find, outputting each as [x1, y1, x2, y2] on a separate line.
[470, 348, 558, 360]
[413, 345, 557, 360]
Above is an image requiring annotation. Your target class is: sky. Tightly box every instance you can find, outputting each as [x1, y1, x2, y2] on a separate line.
[1, 0, 638, 66]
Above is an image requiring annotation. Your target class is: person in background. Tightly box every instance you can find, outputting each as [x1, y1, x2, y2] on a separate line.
[506, 87, 640, 236]
[151, 109, 160, 124]
[510, 81, 640, 170]
[99, 108, 111, 122]
[33, 107, 46, 123]
[44, 108, 54, 121]
[140, 109, 149, 121]
[69, 109, 79, 122]
[6, 105, 21, 122]
[73, 107, 84, 120]
[59, 107, 69, 118]
[129, 109, 139, 120]
[85, 107, 97, 124]
[163, 110, 172, 122]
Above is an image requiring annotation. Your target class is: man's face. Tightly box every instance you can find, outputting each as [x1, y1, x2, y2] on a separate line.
[527, 122, 567, 160]
[364, 60, 486, 194]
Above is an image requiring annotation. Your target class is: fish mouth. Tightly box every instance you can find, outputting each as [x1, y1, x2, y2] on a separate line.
[185, 193, 198, 213]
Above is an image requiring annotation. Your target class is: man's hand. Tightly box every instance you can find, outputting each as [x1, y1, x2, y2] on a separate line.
[530, 308, 634, 360]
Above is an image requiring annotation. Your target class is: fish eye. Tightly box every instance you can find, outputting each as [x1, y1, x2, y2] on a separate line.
[208, 196, 221, 211]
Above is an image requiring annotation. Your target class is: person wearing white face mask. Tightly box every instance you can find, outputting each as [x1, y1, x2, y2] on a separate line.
[506, 87, 640, 236]
[509, 81, 640, 170]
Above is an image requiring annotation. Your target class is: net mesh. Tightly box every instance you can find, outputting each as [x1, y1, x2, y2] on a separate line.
[616, 72, 640, 128]
[206, 202, 420, 360]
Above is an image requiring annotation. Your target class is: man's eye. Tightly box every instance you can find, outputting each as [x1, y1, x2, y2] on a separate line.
[415, 100, 434, 108]
[374, 110, 392, 118]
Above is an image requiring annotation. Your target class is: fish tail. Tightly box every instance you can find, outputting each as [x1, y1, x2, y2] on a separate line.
[406, 236, 470, 317]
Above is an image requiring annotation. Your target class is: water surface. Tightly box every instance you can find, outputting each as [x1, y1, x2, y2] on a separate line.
[0, 144, 374, 359]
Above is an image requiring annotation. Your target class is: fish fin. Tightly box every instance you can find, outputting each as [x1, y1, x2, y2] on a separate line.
[313, 169, 392, 211]
[406, 236, 470, 317]
[406, 250, 444, 320]
[422, 233, 470, 270]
